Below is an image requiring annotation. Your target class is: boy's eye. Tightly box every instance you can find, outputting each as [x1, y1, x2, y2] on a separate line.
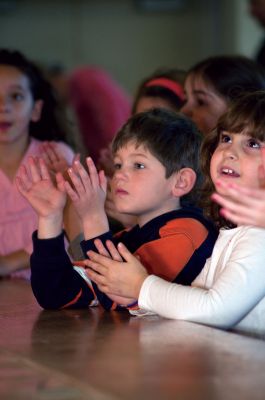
[134, 162, 145, 169]
[114, 163, 122, 170]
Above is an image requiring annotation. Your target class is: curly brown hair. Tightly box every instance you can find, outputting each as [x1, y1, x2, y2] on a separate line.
[200, 90, 265, 229]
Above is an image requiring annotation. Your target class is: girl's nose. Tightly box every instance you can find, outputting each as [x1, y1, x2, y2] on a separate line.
[181, 102, 192, 117]
[0, 97, 10, 113]
[223, 144, 238, 160]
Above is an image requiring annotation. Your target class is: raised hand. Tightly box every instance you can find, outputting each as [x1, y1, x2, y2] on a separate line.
[39, 141, 80, 176]
[16, 156, 66, 217]
[16, 157, 67, 238]
[63, 157, 109, 239]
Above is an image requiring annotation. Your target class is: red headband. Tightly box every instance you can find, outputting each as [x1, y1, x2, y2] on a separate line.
[145, 77, 185, 101]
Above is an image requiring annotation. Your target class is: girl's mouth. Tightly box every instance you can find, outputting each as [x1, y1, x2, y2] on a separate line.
[220, 167, 240, 177]
[0, 122, 12, 131]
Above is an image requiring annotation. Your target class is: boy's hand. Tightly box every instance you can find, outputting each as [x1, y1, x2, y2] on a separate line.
[16, 157, 66, 238]
[85, 240, 148, 300]
[64, 157, 109, 239]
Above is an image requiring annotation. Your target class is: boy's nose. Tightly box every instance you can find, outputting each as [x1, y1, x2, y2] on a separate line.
[113, 168, 128, 180]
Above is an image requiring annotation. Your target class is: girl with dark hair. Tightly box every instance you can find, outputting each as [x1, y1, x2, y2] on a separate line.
[181, 55, 265, 135]
[0, 49, 75, 278]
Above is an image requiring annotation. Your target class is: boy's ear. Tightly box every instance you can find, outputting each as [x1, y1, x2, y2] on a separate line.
[172, 168, 197, 197]
[31, 99, 43, 122]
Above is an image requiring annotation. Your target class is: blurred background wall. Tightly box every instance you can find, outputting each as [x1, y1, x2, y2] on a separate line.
[0, 0, 263, 93]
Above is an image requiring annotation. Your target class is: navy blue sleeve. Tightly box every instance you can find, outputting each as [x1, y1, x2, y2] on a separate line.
[80, 231, 119, 311]
[30, 231, 95, 310]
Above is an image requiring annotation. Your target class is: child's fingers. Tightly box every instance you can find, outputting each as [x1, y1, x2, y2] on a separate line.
[71, 161, 92, 191]
[86, 157, 100, 188]
[28, 157, 42, 183]
[105, 240, 123, 261]
[220, 208, 254, 226]
[15, 176, 28, 195]
[64, 180, 80, 202]
[116, 242, 134, 263]
[67, 167, 86, 195]
[85, 265, 108, 287]
[73, 153, 80, 164]
[99, 170, 107, 193]
[55, 172, 67, 193]
[39, 158, 51, 180]
[93, 239, 111, 258]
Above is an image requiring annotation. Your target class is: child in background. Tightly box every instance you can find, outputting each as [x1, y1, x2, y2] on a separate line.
[17, 108, 217, 310]
[85, 91, 265, 336]
[0, 49, 75, 278]
[131, 68, 185, 114]
[181, 55, 265, 135]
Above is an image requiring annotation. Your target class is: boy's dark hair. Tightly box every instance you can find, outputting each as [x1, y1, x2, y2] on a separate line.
[132, 68, 186, 114]
[112, 108, 202, 205]
[0, 49, 71, 144]
[188, 55, 265, 103]
[200, 90, 265, 229]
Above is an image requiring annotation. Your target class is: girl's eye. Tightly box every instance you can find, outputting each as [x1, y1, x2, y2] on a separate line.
[12, 93, 24, 101]
[247, 139, 261, 149]
[219, 133, 231, 143]
[134, 163, 145, 169]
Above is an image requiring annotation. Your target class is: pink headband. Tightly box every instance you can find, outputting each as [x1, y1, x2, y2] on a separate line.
[145, 77, 185, 101]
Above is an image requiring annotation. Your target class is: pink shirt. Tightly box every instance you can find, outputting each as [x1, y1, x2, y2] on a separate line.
[0, 138, 74, 259]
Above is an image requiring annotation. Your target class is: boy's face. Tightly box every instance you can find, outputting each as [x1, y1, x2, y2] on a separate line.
[111, 141, 179, 227]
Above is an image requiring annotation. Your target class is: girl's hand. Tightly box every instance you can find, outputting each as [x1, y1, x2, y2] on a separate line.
[39, 141, 80, 177]
[63, 157, 109, 239]
[16, 156, 66, 218]
[85, 241, 148, 300]
[212, 180, 265, 227]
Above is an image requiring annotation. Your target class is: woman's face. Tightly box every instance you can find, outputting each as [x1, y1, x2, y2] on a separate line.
[181, 74, 227, 135]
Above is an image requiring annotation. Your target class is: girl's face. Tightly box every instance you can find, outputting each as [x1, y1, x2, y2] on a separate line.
[0, 65, 42, 145]
[181, 75, 227, 135]
[135, 96, 177, 114]
[210, 130, 264, 193]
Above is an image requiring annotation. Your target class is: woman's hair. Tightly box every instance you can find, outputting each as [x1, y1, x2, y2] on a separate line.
[188, 55, 265, 102]
[0, 49, 71, 143]
[132, 68, 186, 114]
[112, 107, 202, 205]
[200, 90, 265, 229]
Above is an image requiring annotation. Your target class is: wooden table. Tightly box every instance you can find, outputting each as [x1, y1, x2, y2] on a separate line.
[1, 279, 265, 400]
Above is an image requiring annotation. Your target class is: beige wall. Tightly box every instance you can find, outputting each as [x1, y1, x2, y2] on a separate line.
[0, 0, 263, 94]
